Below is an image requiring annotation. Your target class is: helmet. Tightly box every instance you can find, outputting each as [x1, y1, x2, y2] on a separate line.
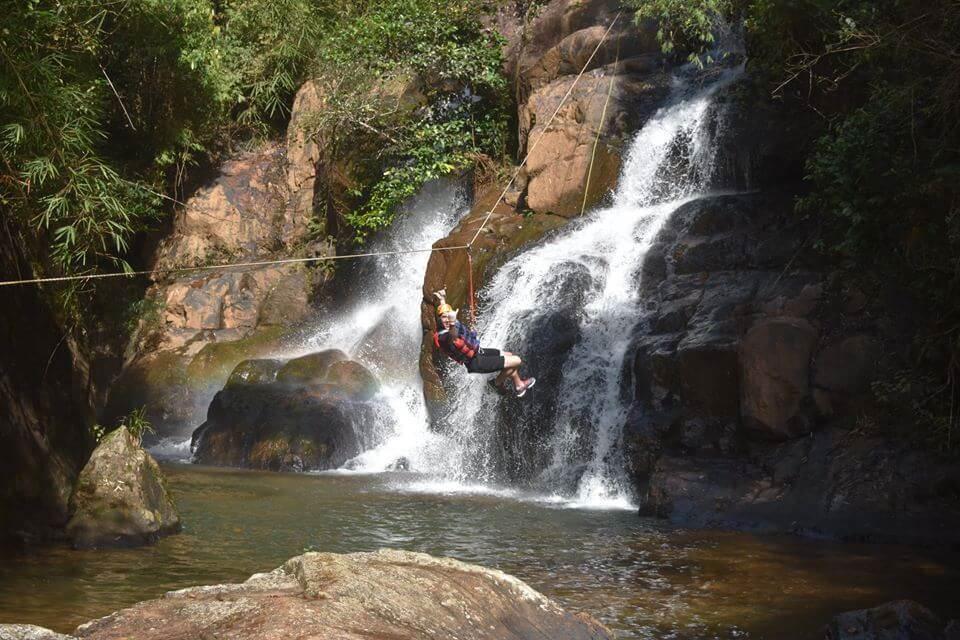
[436, 303, 453, 316]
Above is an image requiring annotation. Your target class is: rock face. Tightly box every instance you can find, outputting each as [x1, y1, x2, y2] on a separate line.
[825, 600, 953, 640]
[0, 226, 92, 541]
[420, 0, 669, 409]
[511, 0, 664, 216]
[192, 352, 381, 471]
[66, 427, 180, 549]
[71, 550, 612, 640]
[107, 126, 333, 434]
[626, 193, 960, 543]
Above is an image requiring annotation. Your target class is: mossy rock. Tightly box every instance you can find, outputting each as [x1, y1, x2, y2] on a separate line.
[276, 349, 349, 386]
[186, 326, 291, 384]
[66, 427, 181, 549]
[325, 360, 379, 401]
[226, 359, 284, 388]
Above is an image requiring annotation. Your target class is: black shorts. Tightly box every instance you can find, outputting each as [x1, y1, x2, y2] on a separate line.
[466, 348, 504, 374]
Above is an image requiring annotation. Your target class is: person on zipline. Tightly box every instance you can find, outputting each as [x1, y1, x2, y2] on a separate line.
[432, 289, 536, 398]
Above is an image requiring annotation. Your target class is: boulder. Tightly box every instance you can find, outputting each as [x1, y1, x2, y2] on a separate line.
[225, 358, 284, 388]
[814, 335, 881, 393]
[324, 360, 380, 401]
[73, 550, 612, 640]
[0, 625, 75, 640]
[825, 600, 946, 640]
[275, 349, 348, 385]
[66, 427, 180, 549]
[106, 325, 295, 434]
[192, 357, 381, 471]
[739, 317, 819, 440]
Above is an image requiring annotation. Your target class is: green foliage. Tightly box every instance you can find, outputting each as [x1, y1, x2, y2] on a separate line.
[302, 0, 509, 241]
[733, 0, 960, 451]
[2, 0, 507, 267]
[122, 406, 155, 444]
[624, 0, 733, 64]
[1, 0, 331, 276]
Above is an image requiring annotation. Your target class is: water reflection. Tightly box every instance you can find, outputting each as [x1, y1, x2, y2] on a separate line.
[1, 465, 958, 637]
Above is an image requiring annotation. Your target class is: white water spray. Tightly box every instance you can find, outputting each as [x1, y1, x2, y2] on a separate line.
[295, 179, 469, 472]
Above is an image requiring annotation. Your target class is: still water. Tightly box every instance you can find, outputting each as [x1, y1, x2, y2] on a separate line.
[1, 464, 958, 637]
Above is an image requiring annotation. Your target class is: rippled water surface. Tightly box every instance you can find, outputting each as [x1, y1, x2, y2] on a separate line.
[1, 464, 958, 637]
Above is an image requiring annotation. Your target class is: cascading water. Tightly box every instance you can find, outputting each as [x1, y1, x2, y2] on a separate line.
[288, 179, 470, 470]
[408, 64, 744, 507]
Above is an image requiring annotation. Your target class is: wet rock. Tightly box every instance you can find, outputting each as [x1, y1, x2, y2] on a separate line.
[0, 625, 75, 640]
[739, 317, 818, 440]
[66, 427, 180, 549]
[626, 193, 960, 543]
[192, 357, 381, 471]
[275, 349, 348, 385]
[106, 326, 295, 434]
[825, 600, 946, 640]
[226, 358, 284, 388]
[73, 550, 612, 640]
[324, 360, 380, 401]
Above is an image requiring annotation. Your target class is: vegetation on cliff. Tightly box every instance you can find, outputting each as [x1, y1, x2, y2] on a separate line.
[1, 0, 507, 278]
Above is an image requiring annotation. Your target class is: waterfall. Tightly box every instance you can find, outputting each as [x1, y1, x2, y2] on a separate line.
[291, 178, 470, 470]
[403, 66, 744, 507]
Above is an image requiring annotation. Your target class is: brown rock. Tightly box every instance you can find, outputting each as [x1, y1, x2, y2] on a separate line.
[824, 600, 945, 640]
[154, 144, 292, 269]
[814, 335, 880, 394]
[74, 550, 612, 640]
[740, 317, 818, 440]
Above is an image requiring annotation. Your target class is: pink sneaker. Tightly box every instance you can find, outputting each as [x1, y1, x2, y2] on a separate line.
[514, 377, 536, 398]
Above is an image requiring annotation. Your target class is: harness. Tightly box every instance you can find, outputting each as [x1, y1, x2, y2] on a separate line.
[433, 321, 480, 365]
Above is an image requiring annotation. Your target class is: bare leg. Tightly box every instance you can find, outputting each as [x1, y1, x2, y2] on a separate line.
[496, 354, 523, 388]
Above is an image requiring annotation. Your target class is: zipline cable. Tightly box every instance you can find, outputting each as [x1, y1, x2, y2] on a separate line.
[0, 11, 623, 290]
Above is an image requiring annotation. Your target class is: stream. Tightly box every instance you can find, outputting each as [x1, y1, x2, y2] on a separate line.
[1, 464, 958, 637]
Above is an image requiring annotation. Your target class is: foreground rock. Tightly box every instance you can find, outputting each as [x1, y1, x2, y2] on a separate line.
[825, 600, 956, 640]
[66, 427, 180, 549]
[0, 626, 75, 640]
[192, 351, 381, 471]
[69, 550, 611, 640]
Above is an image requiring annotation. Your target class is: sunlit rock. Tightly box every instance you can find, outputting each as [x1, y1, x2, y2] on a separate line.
[72, 550, 612, 640]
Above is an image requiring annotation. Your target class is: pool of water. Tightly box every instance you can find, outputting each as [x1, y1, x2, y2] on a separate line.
[1, 464, 958, 637]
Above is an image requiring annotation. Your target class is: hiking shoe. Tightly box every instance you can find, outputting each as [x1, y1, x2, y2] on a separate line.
[514, 377, 536, 398]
